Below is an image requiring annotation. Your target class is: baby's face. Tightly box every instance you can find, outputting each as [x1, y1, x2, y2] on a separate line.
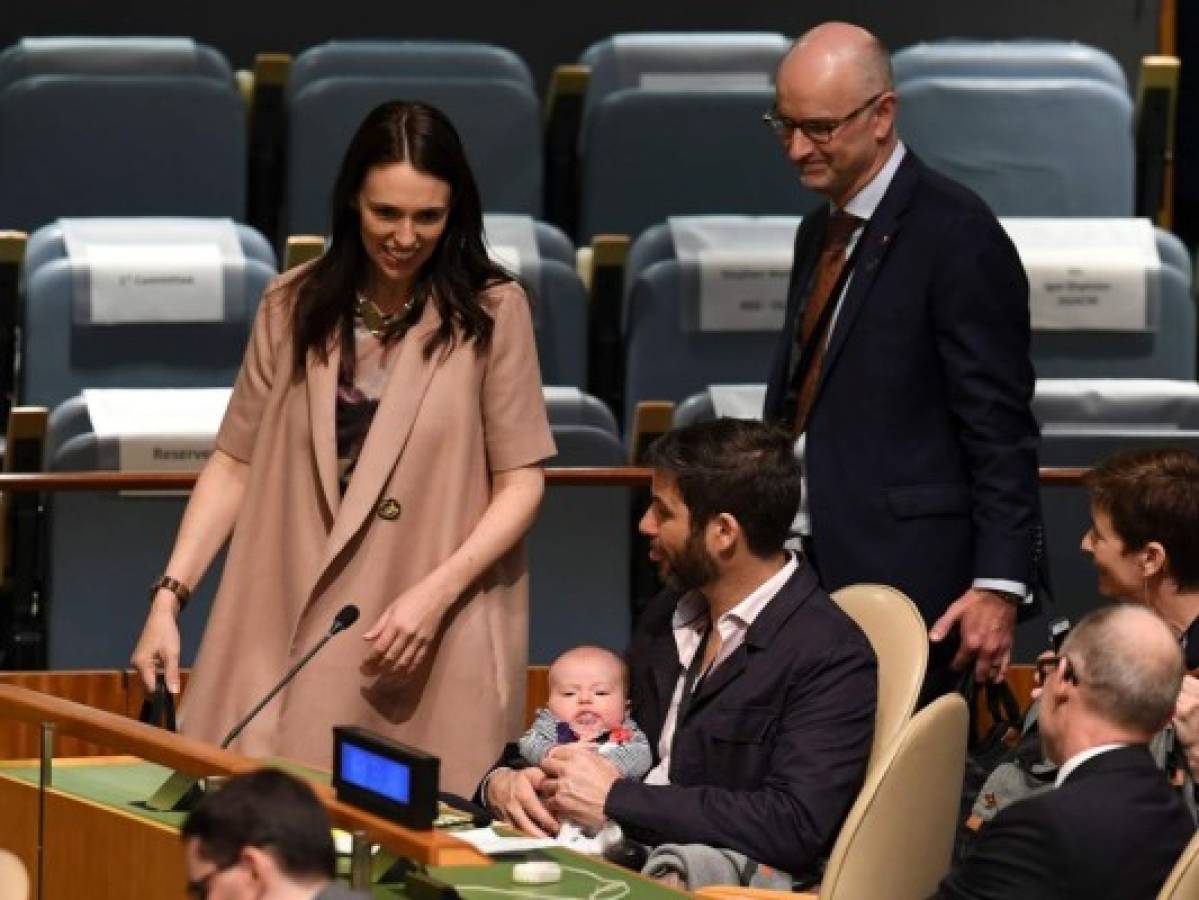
[546, 650, 626, 742]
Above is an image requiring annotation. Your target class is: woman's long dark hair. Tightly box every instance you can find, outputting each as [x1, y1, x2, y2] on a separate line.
[289, 100, 512, 373]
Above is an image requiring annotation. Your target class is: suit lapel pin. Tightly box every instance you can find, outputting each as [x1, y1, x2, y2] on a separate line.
[864, 232, 893, 272]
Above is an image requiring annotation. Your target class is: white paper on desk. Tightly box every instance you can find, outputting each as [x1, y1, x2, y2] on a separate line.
[452, 827, 560, 855]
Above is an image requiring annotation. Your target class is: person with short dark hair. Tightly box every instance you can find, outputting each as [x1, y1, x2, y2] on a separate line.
[1081, 447, 1199, 805]
[485, 419, 877, 889]
[1083, 447, 1199, 609]
[934, 605, 1194, 900]
[181, 768, 366, 899]
[131, 100, 554, 792]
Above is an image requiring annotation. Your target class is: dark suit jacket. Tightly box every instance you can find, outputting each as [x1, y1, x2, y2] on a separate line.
[604, 560, 877, 878]
[934, 744, 1194, 900]
[763, 150, 1041, 636]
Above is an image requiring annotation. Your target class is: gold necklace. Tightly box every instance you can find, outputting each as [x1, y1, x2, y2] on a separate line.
[355, 292, 416, 340]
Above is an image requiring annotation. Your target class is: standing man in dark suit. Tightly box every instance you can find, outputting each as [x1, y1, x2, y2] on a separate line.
[934, 603, 1194, 899]
[484, 419, 877, 887]
[762, 23, 1042, 696]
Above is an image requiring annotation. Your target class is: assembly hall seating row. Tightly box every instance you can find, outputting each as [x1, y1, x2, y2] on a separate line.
[603, 216, 1196, 433]
[21, 386, 627, 670]
[0, 35, 1178, 250]
[1, 211, 1193, 454]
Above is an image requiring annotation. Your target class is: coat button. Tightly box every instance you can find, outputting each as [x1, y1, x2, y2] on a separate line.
[376, 498, 402, 520]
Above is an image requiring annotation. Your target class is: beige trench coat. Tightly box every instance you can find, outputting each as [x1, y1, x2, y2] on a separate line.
[179, 269, 555, 793]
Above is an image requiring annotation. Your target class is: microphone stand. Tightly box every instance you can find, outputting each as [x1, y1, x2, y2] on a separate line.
[143, 612, 355, 812]
[220, 629, 339, 749]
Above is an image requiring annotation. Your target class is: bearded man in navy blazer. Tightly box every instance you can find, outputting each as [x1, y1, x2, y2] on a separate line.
[483, 419, 876, 887]
[762, 23, 1043, 696]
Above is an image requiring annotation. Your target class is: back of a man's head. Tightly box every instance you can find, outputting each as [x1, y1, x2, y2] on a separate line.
[182, 768, 336, 882]
[644, 418, 801, 558]
[1065, 604, 1184, 738]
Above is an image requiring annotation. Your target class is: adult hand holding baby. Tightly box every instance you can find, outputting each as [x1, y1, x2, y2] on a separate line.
[541, 744, 622, 831]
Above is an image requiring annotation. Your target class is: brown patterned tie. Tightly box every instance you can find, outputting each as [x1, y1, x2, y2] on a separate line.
[792, 210, 863, 435]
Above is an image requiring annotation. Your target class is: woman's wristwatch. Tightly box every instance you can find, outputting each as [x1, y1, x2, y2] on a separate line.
[150, 575, 192, 612]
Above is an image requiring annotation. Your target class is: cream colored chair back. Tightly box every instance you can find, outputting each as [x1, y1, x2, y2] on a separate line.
[819, 693, 967, 900]
[831, 584, 928, 770]
[1158, 830, 1199, 899]
[0, 850, 29, 900]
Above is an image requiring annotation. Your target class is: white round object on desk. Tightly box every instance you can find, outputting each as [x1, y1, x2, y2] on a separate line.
[512, 861, 563, 884]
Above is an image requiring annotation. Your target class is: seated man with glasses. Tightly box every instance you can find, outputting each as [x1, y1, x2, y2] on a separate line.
[761, 22, 1043, 705]
[934, 604, 1194, 900]
[181, 768, 368, 900]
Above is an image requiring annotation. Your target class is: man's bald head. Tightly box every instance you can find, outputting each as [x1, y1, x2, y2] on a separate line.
[1066, 603, 1183, 737]
[781, 23, 893, 103]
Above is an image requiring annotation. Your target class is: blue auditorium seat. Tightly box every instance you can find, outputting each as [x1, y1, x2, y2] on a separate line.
[484, 215, 587, 388]
[0, 38, 246, 232]
[897, 70, 1132, 216]
[576, 33, 816, 241]
[892, 39, 1133, 216]
[43, 392, 229, 668]
[622, 216, 798, 428]
[530, 388, 630, 663]
[1026, 227, 1194, 379]
[286, 40, 542, 235]
[21, 218, 277, 410]
[892, 40, 1128, 91]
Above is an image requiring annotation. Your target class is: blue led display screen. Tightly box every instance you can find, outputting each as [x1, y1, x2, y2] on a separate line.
[340, 743, 411, 804]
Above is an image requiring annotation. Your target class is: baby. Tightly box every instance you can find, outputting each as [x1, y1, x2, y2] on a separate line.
[519, 645, 652, 853]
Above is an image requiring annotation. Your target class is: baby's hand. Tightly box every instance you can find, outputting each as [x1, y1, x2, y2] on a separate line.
[544, 743, 600, 766]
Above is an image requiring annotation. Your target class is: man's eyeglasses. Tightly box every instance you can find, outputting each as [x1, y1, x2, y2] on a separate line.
[762, 92, 884, 144]
[1035, 654, 1081, 687]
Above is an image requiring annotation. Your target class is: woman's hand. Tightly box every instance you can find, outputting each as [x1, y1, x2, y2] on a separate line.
[362, 578, 456, 678]
[130, 594, 183, 694]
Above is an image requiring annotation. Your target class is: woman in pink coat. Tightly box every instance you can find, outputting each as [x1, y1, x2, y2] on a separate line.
[131, 101, 555, 792]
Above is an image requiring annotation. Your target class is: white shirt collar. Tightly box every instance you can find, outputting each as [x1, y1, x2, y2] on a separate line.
[1054, 743, 1129, 787]
[671, 553, 798, 634]
[841, 140, 906, 221]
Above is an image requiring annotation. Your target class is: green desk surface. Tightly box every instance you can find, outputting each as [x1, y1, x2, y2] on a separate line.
[0, 757, 330, 830]
[1, 760, 189, 828]
[370, 847, 682, 900]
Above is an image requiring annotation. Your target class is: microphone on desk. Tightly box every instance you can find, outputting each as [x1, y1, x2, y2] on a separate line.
[142, 604, 360, 812]
[220, 604, 360, 749]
